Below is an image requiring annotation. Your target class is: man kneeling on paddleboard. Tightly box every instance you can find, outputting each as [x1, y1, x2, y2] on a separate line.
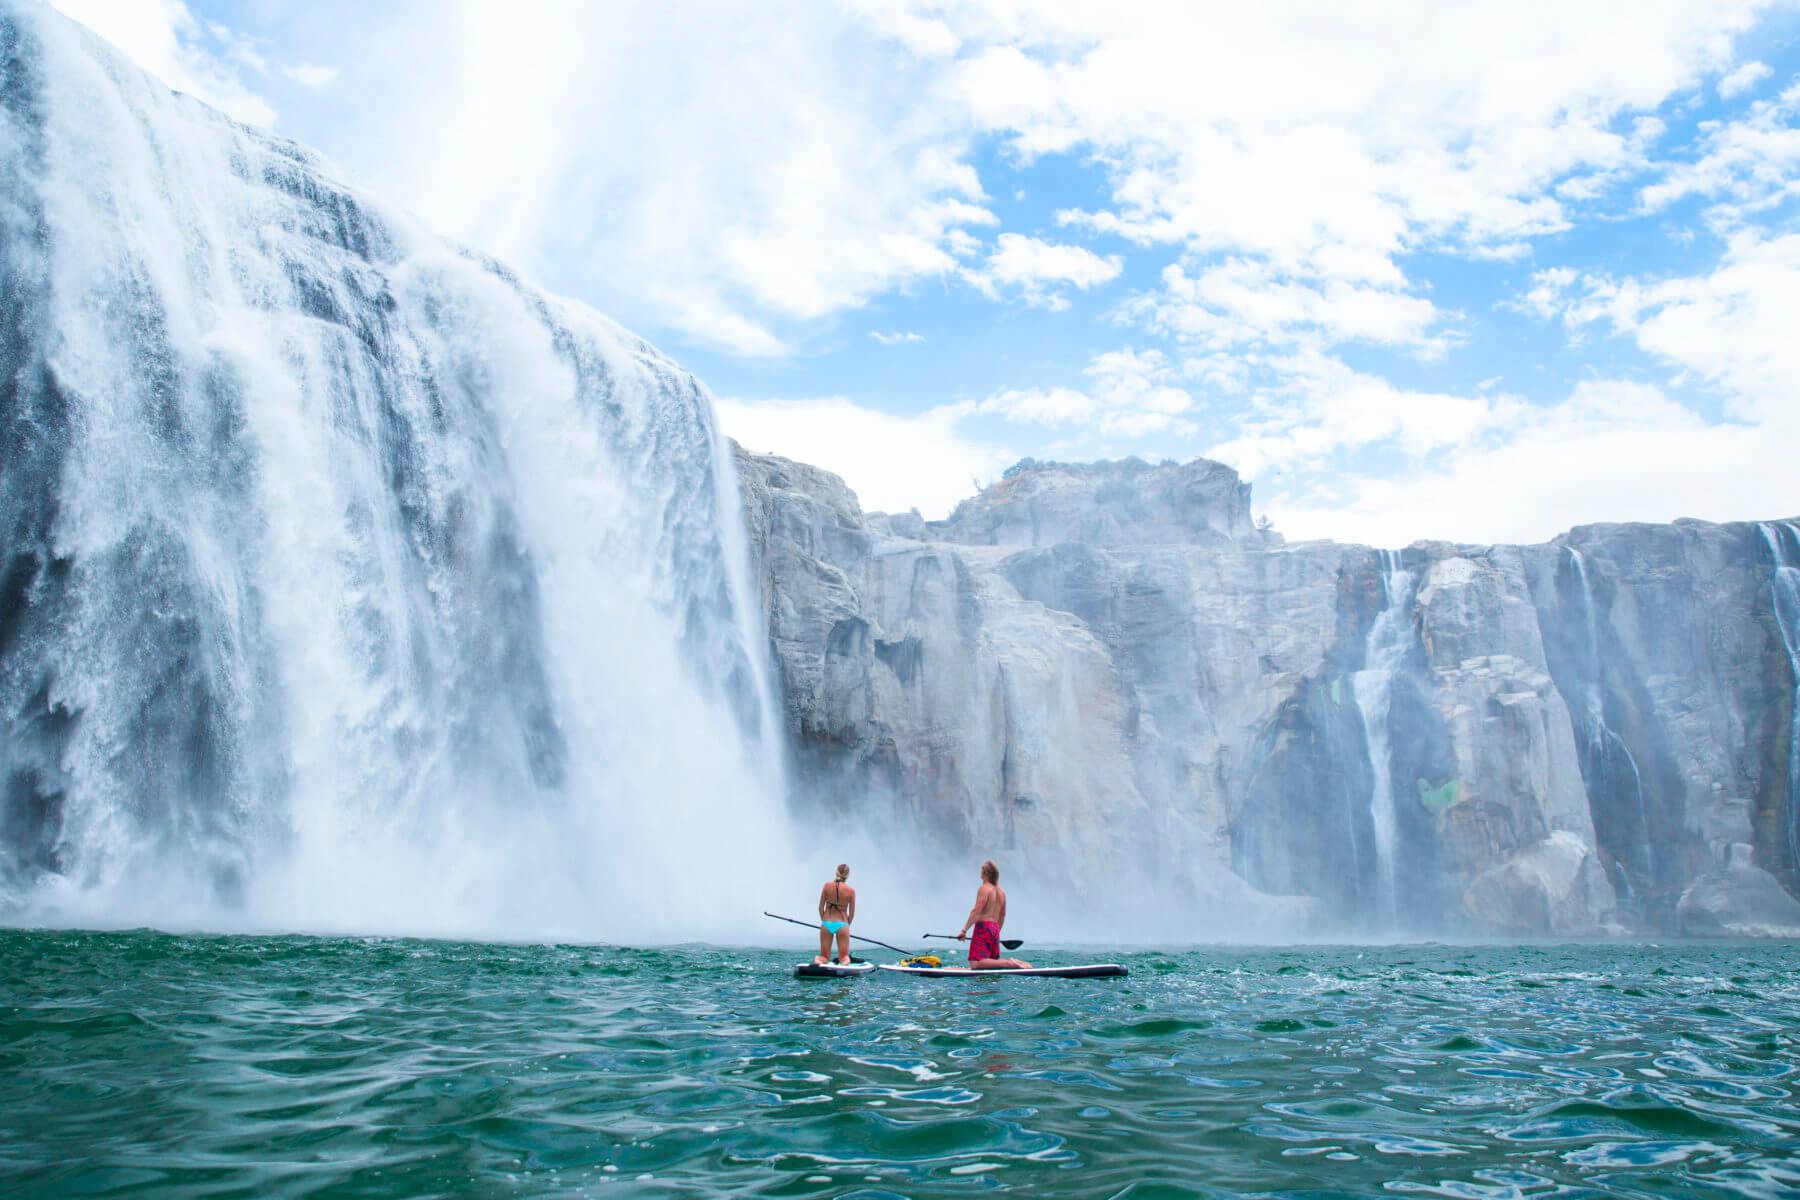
[956, 859, 1031, 969]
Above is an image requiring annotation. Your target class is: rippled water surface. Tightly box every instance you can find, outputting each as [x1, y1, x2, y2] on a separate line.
[3, 932, 1798, 1197]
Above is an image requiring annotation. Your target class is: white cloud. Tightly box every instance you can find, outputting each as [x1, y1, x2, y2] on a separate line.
[971, 232, 1122, 309]
[719, 347, 1205, 518]
[1466, 239, 1533, 261]
[980, 386, 1096, 426]
[948, 2, 1764, 353]
[1205, 351, 1519, 480]
[1266, 379, 1791, 546]
[1514, 266, 1583, 320]
[44, 0, 1799, 550]
[977, 347, 1196, 436]
[310, 3, 1006, 359]
[283, 63, 338, 89]
[714, 396, 1012, 517]
[69, 0, 1774, 377]
[1276, 234, 1800, 545]
[1719, 59, 1773, 99]
[1084, 347, 1197, 435]
[761, 220, 1798, 527]
[1528, 232, 1800, 423]
[839, 0, 961, 58]
[1640, 82, 1800, 227]
[52, 0, 277, 125]
[1613, 232, 1800, 421]
[1138, 257, 1444, 351]
[956, 4, 1759, 256]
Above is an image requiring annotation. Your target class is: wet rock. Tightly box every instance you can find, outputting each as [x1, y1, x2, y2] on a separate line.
[1463, 831, 1615, 935]
[1676, 844, 1800, 937]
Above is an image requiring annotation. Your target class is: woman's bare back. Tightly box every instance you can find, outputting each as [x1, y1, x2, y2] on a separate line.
[820, 880, 855, 917]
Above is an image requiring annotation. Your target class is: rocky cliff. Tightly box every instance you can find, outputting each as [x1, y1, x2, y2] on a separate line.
[736, 447, 1800, 938]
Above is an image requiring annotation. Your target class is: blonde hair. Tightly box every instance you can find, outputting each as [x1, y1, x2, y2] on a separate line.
[981, 859, 998, 883]
[835, 863, 850, 882]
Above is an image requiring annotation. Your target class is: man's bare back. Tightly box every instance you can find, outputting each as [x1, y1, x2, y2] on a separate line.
[970, 881, 1005, 925]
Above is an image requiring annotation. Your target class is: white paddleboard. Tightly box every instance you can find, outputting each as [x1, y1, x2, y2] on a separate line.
[795, 961, 875, 978]
[877, 962, 1127, 979]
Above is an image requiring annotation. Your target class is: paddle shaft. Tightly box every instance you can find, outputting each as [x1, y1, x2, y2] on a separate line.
[923, 932, 1024, 950]
[762, 912, 915, 957]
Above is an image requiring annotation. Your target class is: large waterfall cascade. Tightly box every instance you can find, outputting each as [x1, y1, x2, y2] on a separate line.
[1759, 523, 1800, 884]
[1350, 550, 1419, 926]
[0, 4, 801, 938]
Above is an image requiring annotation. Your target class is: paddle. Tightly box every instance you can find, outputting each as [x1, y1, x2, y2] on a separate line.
[762, 912, 916, 957]
[923, 932, 1025, 950]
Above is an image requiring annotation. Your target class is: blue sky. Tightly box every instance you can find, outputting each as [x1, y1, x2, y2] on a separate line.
[51, 0, 1800, 545]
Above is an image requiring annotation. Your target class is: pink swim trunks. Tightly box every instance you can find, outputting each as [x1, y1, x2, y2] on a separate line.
[969, 920, 1000, 962]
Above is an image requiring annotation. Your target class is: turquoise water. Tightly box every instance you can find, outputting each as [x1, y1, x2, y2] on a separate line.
[3, 932, 1797, 1197]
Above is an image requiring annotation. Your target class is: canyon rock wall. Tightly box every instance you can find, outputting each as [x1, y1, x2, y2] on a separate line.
[737, 447, 1800, 938]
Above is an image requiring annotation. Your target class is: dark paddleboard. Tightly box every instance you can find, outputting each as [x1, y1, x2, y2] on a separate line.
[795, 961, 875, 978]
[877, 962, 1127, 978]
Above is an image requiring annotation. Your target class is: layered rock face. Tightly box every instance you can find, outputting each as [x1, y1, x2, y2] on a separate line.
[737, 448, 1800, 938]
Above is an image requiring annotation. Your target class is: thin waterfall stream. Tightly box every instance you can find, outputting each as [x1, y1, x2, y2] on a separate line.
[1350, 550, 1417, 927]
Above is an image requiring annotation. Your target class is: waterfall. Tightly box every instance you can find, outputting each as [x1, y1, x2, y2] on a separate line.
[1350, 549, 1417, 926]
[1757, 523, 1800, 881]
[0, 4, 796, 939]
[1564, 547, 1651, 898]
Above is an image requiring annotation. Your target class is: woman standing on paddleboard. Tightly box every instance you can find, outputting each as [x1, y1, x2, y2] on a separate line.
[815, 864, 855, 966]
